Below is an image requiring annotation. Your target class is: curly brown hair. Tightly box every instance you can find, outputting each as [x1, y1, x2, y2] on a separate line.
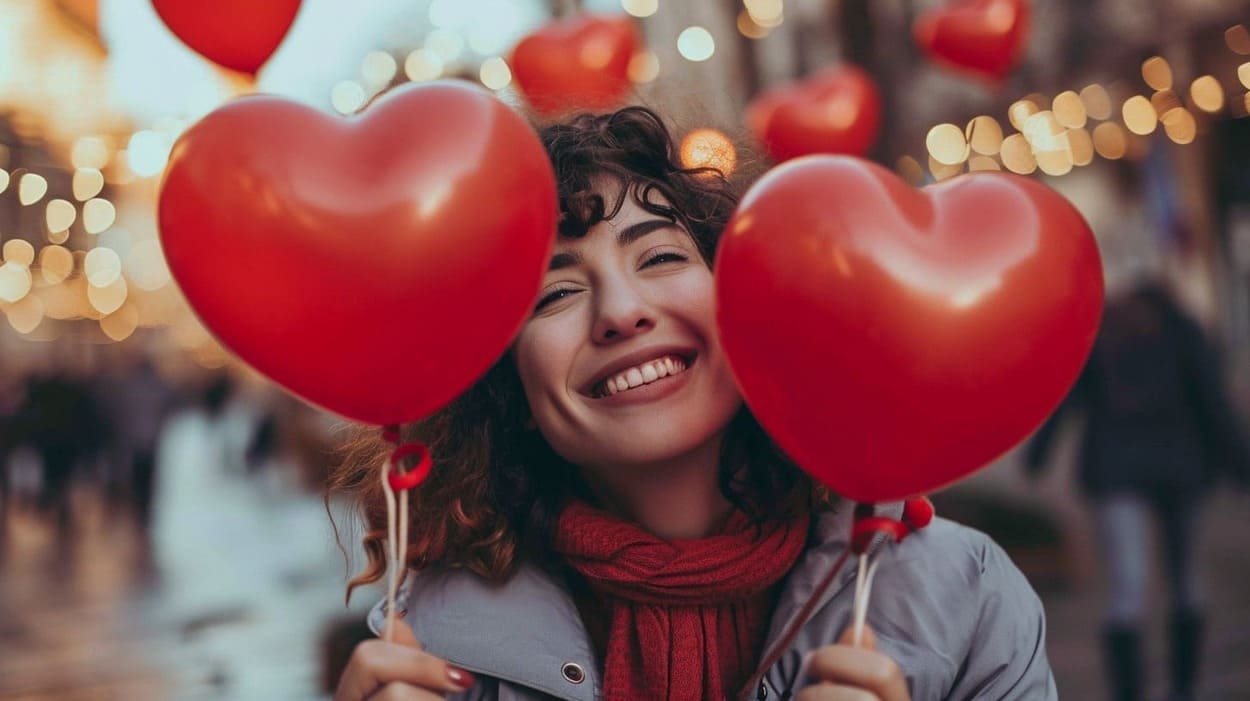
[328, 106, 836, 602]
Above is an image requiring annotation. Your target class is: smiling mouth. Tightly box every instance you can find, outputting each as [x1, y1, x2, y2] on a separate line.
[590, 353, 696, 398]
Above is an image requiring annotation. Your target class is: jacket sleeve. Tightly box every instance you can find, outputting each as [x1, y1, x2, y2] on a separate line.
[944, 536, 1058, 701]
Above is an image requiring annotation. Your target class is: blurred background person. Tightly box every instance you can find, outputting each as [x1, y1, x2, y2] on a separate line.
[1026, 277, 1250, 701]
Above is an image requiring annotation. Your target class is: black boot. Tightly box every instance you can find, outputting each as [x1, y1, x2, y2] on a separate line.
[1168, 608, 1203, 701]
[1103, 624, 1143, 701]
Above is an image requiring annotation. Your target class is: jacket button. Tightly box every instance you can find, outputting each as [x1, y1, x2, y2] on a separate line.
[561, 662, 586, 684]
[756, 681, 768, 700]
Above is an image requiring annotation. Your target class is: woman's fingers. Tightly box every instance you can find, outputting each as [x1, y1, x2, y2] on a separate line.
[368, 681, 448, 701]
[802, 625, 909, 701]
[381, 619, 421, 648]
[796, 684, 880, 701]
[334, 636, 475, 701]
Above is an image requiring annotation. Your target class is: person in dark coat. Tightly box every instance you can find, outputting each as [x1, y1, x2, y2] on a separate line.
[1026, 279, 1250, 701]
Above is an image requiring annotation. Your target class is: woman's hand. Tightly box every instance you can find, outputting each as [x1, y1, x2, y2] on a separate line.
[334, 619, 476, 700]
[796, 625, 911, 701]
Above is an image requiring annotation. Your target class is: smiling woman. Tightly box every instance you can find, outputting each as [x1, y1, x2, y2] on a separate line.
[327, 107, 1057, 701]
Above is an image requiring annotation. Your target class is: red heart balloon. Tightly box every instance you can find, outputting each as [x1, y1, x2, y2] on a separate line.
[913, 0, 1030, 82]
[152, 0, 301, 75]
[715, 156, 1102, 503]
[158, 82, 556, 426]
[510, 14, 640, 117]
[746, 65, 881, 163]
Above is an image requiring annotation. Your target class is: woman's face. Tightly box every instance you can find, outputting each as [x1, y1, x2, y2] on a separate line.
[513, 179, 742, 472]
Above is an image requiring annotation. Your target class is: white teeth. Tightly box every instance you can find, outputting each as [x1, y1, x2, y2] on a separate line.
[596, 354, 690, 397]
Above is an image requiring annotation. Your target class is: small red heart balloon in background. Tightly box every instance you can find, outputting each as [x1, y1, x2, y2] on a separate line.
[715, 156, 1103, 504]
[152, 0, 302, 75]
[745, 65, 881, 163]
[913, 0, 1030, 83]
[510, 14, 640, 117]
[158, 82, 557, 426]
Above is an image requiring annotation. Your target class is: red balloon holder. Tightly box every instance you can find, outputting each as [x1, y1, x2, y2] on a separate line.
[384, 428, 432, 492]
[849, 497, 935, 554]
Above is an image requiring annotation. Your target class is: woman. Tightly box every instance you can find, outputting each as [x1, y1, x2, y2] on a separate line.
[330, 106, 1055, 701]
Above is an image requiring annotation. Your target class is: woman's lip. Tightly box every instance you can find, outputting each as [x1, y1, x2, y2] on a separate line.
[588, 356, 695, 405]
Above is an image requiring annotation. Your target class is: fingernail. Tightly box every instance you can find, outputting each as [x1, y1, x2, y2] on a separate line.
[447, 667, 475, 689]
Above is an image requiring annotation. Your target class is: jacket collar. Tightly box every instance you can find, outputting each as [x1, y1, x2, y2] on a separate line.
[368, 502, 902, 701]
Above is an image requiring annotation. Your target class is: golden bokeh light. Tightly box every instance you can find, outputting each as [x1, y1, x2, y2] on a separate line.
[127, 131, 172, 178]
[968, 156, 1001, 172]
[744, 0, 783, 25]
[628, 50, 660, 83]
[18, 173, 48, 205]
[1068, 128, 1094, 166]
[965, 116, 1004, 155]
[331, 81, 367, 114]
[1079, 84, 1113, 120]
[896, 156, 925, 186]
[45, 199, 76, 233]
[71, 136, 110, 170]
[100, 303, 140, 342]
[0, 169, 9, 194]
[1122, 96, 1158, 135]
[1189, 76, 1225, 113]
[677, 26, 715, 62]
[621, 0, 658, 18]
[1093, 122, 1128, 159]
[1007, 99, 1039, 132]
[1226, 25, 1250, 55]
[39, 245, 73, 284]
[479, 57, 512, 90]
[404, 49, 443, 82]
[1150, 89, 1182, 116]
[927, 156, 962, 182]
[1000, 134, 1037, 174]
[680, 128, 737, 176]
[126, 239, 172, 291]
[1239, 63, 1250, 90]
[3, 239, 35, 267]
[361, 51, 398, 88]
[48, 229, 70, 245]
[0, 262, 33, 303]
[72, 168, 105, 201]
[85, 247, 122, 287]
[41, 278, 80, 320]
[83, 198, 116, 234]
[5, 293, 44, 334]
[1022, 111, 1067, 153]
[926, 123, 968, 165]
[1035, 149, 1074, 177]
[1052, 91, 1087, 128]
[737, 11, 770, 39]
[1141, 56, 1172, 91]
[1163, 108, 1197, 144]
[87, 275, 128, 316]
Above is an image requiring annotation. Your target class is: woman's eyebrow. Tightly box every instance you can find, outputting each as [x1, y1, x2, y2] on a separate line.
[548, 219, 677, 271]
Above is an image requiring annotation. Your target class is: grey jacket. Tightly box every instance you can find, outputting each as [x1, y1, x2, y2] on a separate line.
[367, 505, 1058, 701]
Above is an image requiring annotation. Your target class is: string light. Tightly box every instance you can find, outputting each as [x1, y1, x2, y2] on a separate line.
[999, 134, 1037, 174]
[965, 116, 1004, 155]
[3, 239, 35, 267]
[72, 168, 104, 201]
[679, 128, 737, 176]
[18, 173, 48, 205]
[1092, 122, 1127, 159]
[1052, 91, 1087, 128]
[737, 11, 771, 39]
[405, 49, 444, 82]
[479, 57, 512, 90]
[1141, 56, 1172, 91]
[1122, 96, 1158, 135]
[926, 123, 968, 165]
[82, 198, 116, 234]
[744, 0, 783, 28]
[1079, 84, 1113, 120]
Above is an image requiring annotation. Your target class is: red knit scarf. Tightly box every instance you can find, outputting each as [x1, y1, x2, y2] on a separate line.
[553, 500, 810, 701]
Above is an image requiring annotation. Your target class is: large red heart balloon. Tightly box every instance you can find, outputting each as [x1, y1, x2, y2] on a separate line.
[746, 65, 881, 163]
[913, 0, 1030, 82]
[715, 156, 1102, 503]
[152, 0, 301, 75]
[158, 82, 556, 426]
[510, 14, 640, 117]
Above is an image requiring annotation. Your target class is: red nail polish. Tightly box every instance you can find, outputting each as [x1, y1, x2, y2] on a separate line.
[447, 667, 475, 689]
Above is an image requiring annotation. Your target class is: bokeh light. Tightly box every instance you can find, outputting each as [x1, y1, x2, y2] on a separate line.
[18, 173, 48, 205]
[628, 50, 660, 83]
[331, 81, 368, 114]
[46, 199, 76, 233]
[0, 261, 33, 303]
[1079, 84, 1113, 120]
[405, 49, 444, 82]
[127, 131, 172, 177]
[479, 57, 512, 90]
[1092, 122, 1128, 159]
[677, 26, 715, 62]
[965, 116, 1004, 155]
[1141, 56, 1172, 91]
[4, 239, 36, 267]
[926, 123, 968, 165]
[83, 198, 117, 234]
[85, 247, 122, 287]
[72, 168, 105, 201]
[1000, 134, 1037, 174]
[621, 0, 658, 18]
[1122, 96, 1158, 135]
[1052, 91, 1087, 128]
[39, 245, 74, 285]
[4, 293, 44, 334]
[679, 128, 737, 176]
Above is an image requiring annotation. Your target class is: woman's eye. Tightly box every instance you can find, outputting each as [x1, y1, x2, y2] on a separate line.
[642, 252, 688, 268]
[535, 288, 579, 311]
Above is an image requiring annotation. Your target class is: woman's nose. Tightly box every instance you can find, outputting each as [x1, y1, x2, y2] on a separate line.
[591, 283, 655, 343]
